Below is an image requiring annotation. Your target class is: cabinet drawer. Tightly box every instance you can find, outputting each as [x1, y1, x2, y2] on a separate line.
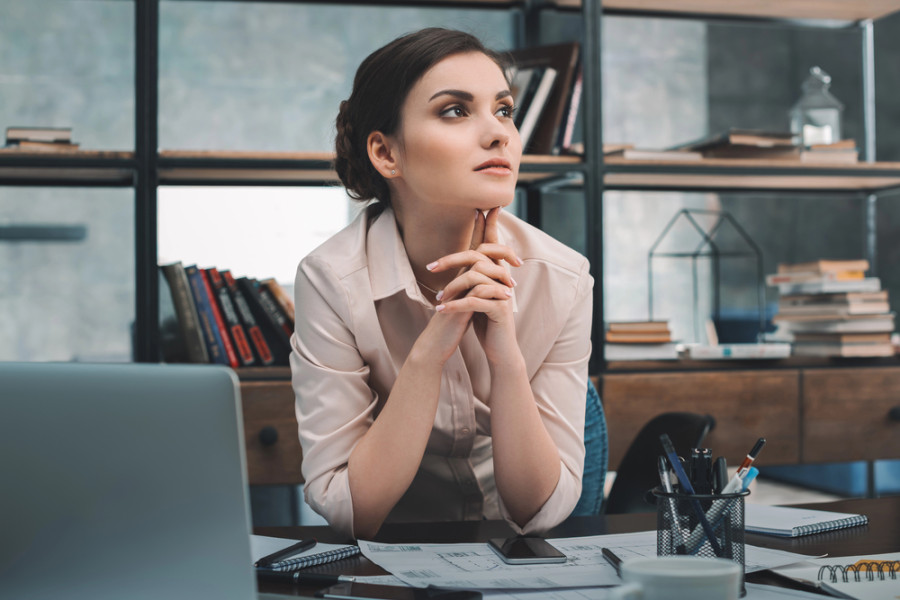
[240, 381, 304, 486]
[802, 368, 900, 462]
[602, 371, 800, 469]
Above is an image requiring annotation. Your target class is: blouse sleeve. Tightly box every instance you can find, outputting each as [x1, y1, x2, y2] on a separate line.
[290, 255, 375, 539]
[498, 257, 594, 534]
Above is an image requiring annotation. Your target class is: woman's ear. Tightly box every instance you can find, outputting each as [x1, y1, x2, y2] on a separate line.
[367, 131, 400, 178]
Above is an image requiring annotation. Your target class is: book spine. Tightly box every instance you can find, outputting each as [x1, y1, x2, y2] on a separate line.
[223, 270, 276, 366]
[273, 546, 361, 571]
[160, 262, 209, 363]
[207, 268, 256, 366]
[236, 277, 292, 361]
[256, 281, 294, 340]
[200, 268, 240, 368]
[260, 278, 295, 327]
[185, 265, 229, 366]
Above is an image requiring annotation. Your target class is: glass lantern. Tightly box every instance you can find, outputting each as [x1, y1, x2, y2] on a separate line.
[789, 66, 843, 146]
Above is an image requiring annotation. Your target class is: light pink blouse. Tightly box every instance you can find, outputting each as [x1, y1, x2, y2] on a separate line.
[291, 205, 592, 538]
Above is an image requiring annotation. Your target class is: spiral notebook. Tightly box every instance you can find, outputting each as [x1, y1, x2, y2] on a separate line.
[772, 552, 900, 600]
[745, 504, 868, 537]
[251, 535, 360, 572]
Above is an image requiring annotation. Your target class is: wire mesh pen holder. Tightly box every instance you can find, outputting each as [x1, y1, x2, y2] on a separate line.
[653, 488, 749, 596]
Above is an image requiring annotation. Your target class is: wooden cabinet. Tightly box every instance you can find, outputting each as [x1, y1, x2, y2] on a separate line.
[802, 367, 900, 463]
[240, 381, 303, 486]
[602, 370, 801, 469]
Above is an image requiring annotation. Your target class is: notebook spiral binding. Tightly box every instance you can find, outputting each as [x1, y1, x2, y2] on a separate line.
[817, 560, 900, 583]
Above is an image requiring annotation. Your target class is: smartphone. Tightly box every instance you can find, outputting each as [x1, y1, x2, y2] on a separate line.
[315, 582, 481, 600]
[487, 536, 567, 565]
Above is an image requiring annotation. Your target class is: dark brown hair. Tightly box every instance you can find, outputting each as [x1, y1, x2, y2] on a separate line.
[334, 28, 510, 207]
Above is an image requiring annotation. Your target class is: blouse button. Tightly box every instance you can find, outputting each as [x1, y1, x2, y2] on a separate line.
[461, 428, 470, 435]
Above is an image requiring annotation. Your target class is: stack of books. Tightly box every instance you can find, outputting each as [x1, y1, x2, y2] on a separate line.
[768, 259, 895, 357]
[159, 261, 295, 367]
[667, 129, 858, 164]
[3, 126, 79, 152]
[604, 321, 679, 361]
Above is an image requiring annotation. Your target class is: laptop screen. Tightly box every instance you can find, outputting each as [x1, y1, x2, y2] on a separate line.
[0, 362, 257, 600]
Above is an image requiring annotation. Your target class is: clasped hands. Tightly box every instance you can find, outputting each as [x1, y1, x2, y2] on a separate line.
[424, 207, 522, 366]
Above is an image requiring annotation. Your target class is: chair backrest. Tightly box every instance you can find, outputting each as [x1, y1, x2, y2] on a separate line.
[571, 378, 608, 516]
[604, 411, 715, 514]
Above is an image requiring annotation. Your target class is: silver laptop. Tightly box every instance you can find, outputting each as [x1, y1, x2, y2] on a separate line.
[0, 362, 257, 600]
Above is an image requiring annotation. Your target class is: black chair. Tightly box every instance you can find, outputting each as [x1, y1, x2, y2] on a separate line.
[603, 412, 716, 514]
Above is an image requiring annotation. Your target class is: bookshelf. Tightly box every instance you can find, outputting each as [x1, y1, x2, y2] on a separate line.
[3, 0, 900, 372]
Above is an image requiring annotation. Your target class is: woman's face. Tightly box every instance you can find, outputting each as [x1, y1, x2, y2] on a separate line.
[390, 51, 522, 213]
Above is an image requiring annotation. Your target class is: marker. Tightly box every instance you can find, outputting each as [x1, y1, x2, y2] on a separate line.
[254, 538, 317, 567]
[741, 466, 760, 492]
[601, 547, 623, 577]
[659, 434, 723, 557]
[255, 570, 355, 585]
[722, 438, 766, 494]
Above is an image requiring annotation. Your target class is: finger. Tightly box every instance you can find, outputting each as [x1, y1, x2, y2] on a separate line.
[439, 270, 510, 302]
[469, 210, 485, 251]
[428, 247, 520, 275]
[473, 242, 523, 267]
[428, 251, 514, 287]
[483, 206, 500, 245]
[436, 286, 514, 315]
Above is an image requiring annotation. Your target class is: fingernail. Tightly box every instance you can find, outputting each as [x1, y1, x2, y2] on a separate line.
[505, 288, 513, 297]
[515, 256, 523, 266]
[511, 277, 518, 286]
[435, 304, 445, 312]
[426, 261, 438, 271]
[435, 290, 444, 301]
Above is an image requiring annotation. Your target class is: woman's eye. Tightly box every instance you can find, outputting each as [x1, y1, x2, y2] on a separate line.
[440, 105, 467, 118]
[497, 104, 516, 119]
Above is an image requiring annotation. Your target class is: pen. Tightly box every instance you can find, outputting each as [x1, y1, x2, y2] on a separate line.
[690, 448, 713, 495]
[657, 455, 687, 554]
[722, 438, 766, 494]
[601, 547, 622, 577]
[713, 457, 728, 494]
[255, 538, 317, 567]
[659, 434, 723, 557]
[255, 570, 355, 585]
[740, 466, 760, 492]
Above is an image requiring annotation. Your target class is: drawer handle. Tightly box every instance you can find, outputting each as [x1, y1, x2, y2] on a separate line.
[258, 426, 279, 446]
[889, 407, 900, 422]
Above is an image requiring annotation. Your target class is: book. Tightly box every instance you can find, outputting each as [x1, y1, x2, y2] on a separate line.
[555, 60, 582, 155]
[260, 278, 295, 327]
[779, 290, 888, 305]
[772, 552, 900, 600]
[604, 342, 680, 361]
[604, 147, 703, 161]
[777, 259, 870, 274]
[775, 302, 890, 317]
[158, 268, 188, 363]
[222, 270, 277, 366]
[250, 535, 360, 572]
[791, 332, 892, 344]
[791, 341, 895, 357]
[4, 140, 80, 152]
[160, 261, 209, 364]
[509, 42, 580, 154]
[235, 276, 291, 365]
[206, 267, 256, 366]
[185, 264, 229, 366]
[607, 321, 670, 333]
[5, 126, 72, 143]
[671, 128, 795, 152]
[779, 314, 895, 333]
[776, 277, 882, 296]
[606, 331, 672, 344]
[766, 271, 865, 286]
[255, 279, 294, 340]
[685, 343, 791, 360]
[745, 504, 868, 538]
[199, 268, 240, 368]
[517, 67, 557, 150]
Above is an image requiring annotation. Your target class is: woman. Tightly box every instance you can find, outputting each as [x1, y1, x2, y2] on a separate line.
[291, 28, 593, 539]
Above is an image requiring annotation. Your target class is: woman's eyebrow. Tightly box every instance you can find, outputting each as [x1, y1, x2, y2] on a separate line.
[428, 89, 512, 102]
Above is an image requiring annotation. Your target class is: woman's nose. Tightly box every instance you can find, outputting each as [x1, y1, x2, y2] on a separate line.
[481, 115, 511, 148]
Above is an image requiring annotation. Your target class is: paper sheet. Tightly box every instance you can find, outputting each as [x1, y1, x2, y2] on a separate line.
[359, 530, 811, 590]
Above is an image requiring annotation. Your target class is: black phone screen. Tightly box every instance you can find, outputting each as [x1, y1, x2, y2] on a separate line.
[487, 536, 567, 564]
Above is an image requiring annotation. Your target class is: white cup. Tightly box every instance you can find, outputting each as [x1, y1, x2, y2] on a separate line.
[609, 556, 741, 600]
